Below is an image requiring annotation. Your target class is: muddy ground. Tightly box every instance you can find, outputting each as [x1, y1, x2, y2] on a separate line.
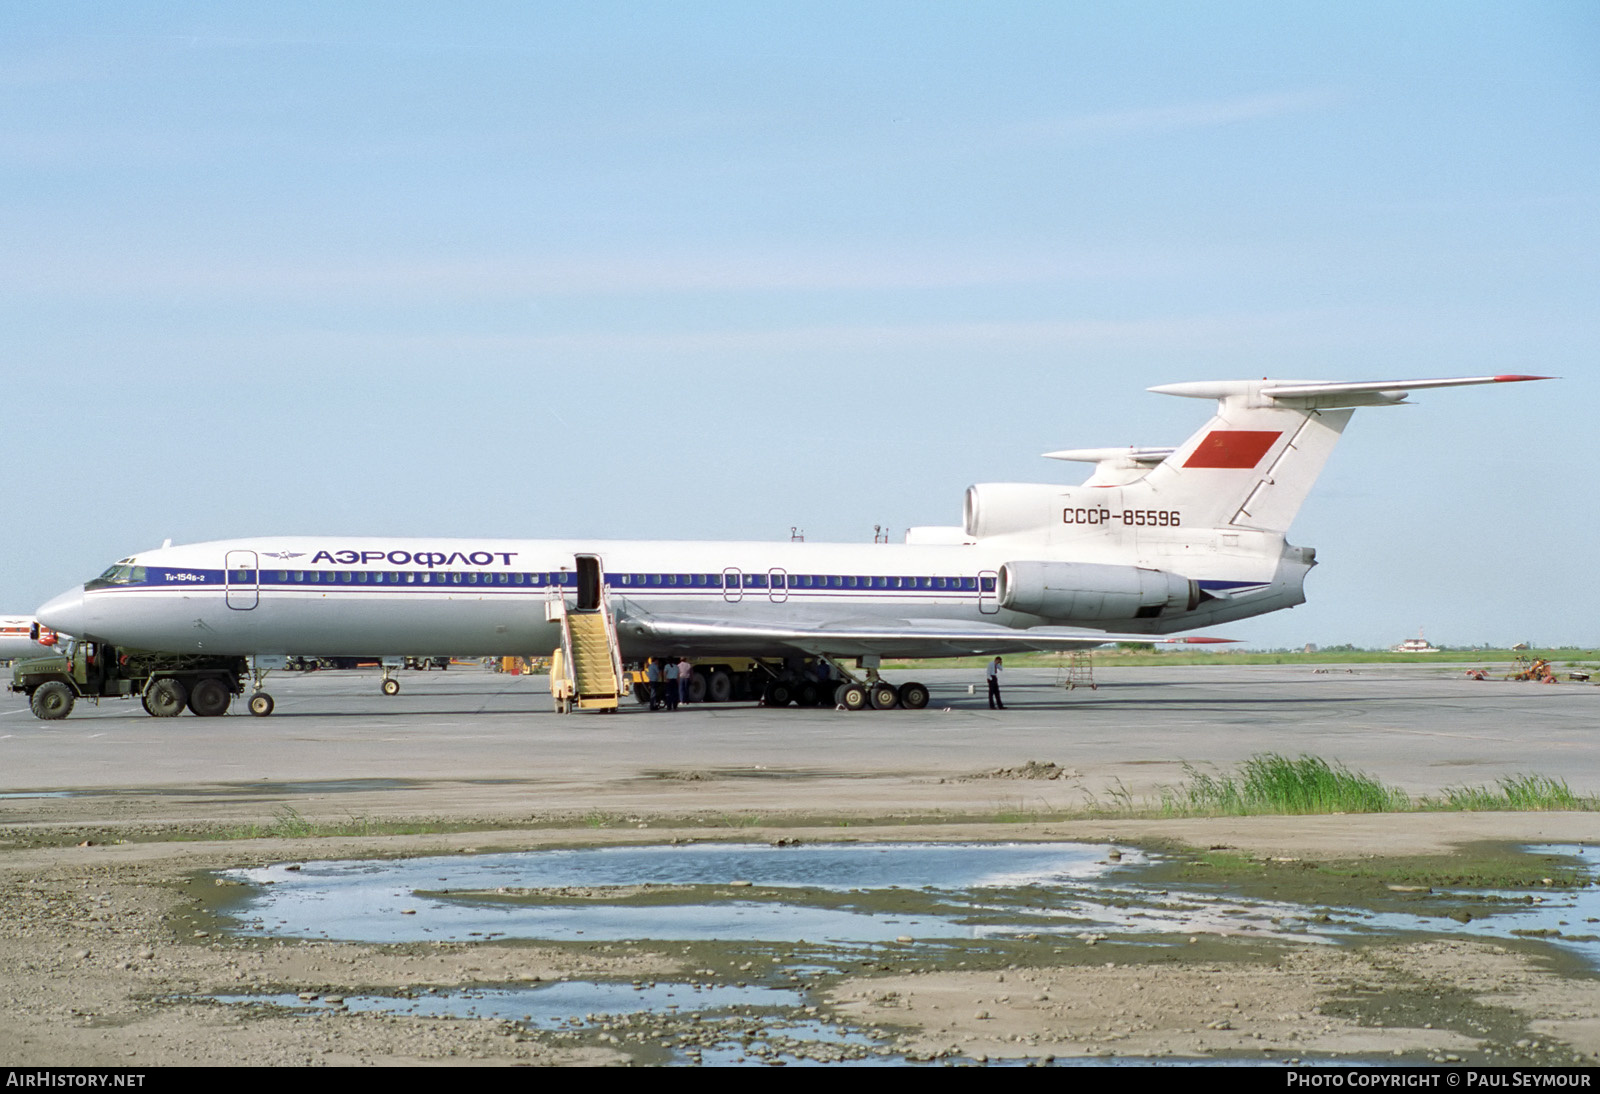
[3, 803, 1599, 1067]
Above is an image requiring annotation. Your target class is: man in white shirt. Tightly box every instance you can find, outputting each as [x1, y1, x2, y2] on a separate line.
[986, 656, 1004, 710]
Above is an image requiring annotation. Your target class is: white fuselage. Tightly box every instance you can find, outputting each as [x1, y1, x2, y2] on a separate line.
[0, 616, 57, 663]
[34, 533, 1306, 660]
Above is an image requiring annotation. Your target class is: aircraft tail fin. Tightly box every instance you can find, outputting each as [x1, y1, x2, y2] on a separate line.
[1136, 375, 1547, 533]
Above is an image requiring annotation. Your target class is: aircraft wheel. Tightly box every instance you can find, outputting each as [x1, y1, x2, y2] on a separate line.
[31, 681, 75, 720]
[686, 672, 707, 703]
[146, 678, 187, 718]
[707, 670, 733, 703]
[382, 678, 401, 696]
[835, 682, 868, 711]
[898, 681, 930, 710]
[764, 681, 793, 707]
[796, 682, 821, 707]
[248, 692, 275, 717]
[188, 677, 231, 717]
[868, 682, 899, 710]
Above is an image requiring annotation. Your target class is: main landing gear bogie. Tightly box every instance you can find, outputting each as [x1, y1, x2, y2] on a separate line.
[673, 661, 929, 712]
[826, 679, 930, 712]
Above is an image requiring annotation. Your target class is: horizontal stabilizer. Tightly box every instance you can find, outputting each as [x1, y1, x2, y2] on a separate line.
[1262, 374, 1549, 396]
[1041, 445, 1177, 488]
[1130, 373, 1550, 532]
[1042, 446, 1175, 464]
[1152, 374, 1552, 409]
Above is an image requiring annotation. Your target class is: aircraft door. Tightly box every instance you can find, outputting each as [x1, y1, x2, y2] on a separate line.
[722, 567, 743, 603]
[575, 555, 603, 611]
[768, 568, 788, 603]
[978, 570, 1000, 614]
[225, 550, 259, 610]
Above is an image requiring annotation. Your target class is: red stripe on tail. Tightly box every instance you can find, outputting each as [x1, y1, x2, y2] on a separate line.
[1182, 430, 1281, 469]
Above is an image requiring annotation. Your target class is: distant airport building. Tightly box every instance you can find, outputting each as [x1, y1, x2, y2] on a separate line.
[1392, 631, 1440, 653]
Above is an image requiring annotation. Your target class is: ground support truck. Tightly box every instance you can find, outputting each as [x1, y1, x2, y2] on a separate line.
[10, 640, 252, 720]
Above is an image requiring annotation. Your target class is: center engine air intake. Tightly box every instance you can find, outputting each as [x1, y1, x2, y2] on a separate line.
[998, 561, 1200, 621]
[963, 484, 1064, 539]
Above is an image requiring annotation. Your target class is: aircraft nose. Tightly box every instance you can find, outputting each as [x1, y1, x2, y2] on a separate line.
[36, 587, 88, 637]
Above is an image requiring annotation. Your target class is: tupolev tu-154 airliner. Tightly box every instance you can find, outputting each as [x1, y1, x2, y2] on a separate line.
[27, 374, 1545, 716]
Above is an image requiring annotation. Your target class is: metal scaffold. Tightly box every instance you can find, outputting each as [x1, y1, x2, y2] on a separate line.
[1054, 651, 1096, 691]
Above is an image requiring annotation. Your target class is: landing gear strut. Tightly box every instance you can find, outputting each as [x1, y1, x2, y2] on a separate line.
[247, 656, 275, 717]
[815, 655, 927, 712]
[380, 658, 403, 696]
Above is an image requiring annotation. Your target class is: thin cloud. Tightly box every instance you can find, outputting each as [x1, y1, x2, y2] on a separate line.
[128, 312, 1317, 359]
[1003, 89, 1343, 145]
[4, 248, 1199, 298]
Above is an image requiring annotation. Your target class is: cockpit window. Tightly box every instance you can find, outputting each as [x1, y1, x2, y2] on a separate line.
[85, 564, 147, 590]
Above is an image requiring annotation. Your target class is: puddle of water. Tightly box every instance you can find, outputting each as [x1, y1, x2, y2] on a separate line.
[209, 981, 1348, 1067]
[220, 979, 801, 1027]
[215, 979, 903, 1065]
[217, 840, 1600, 965]
[221, 842, 1136, 944]
[0, 790, 75, 799]
[203, 840, 1599, 1066]
[1349, 844, 1600, 966]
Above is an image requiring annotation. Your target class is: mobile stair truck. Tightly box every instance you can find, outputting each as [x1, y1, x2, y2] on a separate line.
[547, 554, 629, 714]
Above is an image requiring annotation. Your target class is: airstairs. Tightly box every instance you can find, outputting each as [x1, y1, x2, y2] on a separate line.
[548, 554, 628, 713]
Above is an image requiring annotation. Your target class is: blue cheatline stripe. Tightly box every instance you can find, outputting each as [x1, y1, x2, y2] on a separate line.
[91, 569, 1262, 596]
[98, 569, 1005, 593]
[94, 586, 987, 602]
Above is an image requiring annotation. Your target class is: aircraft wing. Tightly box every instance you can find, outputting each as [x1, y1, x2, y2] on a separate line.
[619, 610, 1231, 659]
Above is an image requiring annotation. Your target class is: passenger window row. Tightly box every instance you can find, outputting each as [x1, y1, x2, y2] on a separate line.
[197, 570, 999, 592]
[607, 573, 988, 591]
[265, 571, 579, 586]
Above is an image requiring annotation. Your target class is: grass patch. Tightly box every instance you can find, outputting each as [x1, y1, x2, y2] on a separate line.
[713, 813, 763, 828]
[1161, 842, 1594, 893]
[1159, 754, 1410, 816]
[212, 806, 459, 841]
[1133, 755, 1596, 819]
[1427, 774, 1585, 812]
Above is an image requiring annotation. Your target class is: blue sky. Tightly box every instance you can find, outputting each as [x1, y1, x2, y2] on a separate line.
[2, 2, 1595, 648]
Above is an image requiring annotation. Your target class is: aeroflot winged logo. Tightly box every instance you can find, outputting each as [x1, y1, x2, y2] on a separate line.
[1182, 430, 1281, 469]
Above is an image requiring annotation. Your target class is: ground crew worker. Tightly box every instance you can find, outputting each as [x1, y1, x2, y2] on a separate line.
[644, 659, 661, 710]
[987, 656, 1004, 710]
[663, 659, 679, 711]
